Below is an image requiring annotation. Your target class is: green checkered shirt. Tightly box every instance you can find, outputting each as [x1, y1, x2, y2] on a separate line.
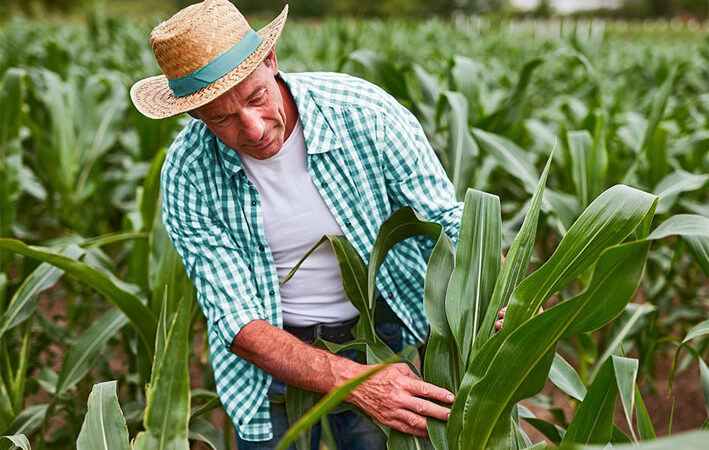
[161, 71, 463, 441]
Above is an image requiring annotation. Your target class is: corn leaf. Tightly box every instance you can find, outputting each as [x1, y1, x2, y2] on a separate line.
[589, 304, 654, 381]
[286, 387, 319, 450]
[612, 355, 639, 442]
[562, 359, 618, 445]
[436, 91, 478, 200]
[683, 319, 709, 343]
[76, 381, 130, 450]
[501, 185, 656, 333]
[635, 385, 656, 441]
[367, 207, 441, 312]
[133, 294, 192, 450]
[0, 435, 30, 450]
[648, 214, 709, 276]
[580, 431, 709, 449]
[475, 149, 554, 350]
[54, 308, 127, 400]
[187, 418, 226, 450]
[276, 363, 388, 450]
[0, 239, 157, 356]
[549, 352, 587, 402]
[449, 239, 651, 450]
[422, 226, 457, 449]
[0, 246, 83, 340]
[653, 171, 709, 215]
[567, 130, 593, 208]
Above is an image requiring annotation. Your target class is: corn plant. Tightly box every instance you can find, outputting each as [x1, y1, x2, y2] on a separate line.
[278, 150, 709, 449]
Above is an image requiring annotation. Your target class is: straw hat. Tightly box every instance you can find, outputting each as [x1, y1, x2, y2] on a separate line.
[131, 0, 288, 119]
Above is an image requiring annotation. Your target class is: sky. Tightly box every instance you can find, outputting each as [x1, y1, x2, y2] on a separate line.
[509, 0, 624, 14]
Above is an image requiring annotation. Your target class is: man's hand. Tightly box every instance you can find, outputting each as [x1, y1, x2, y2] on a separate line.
[347, 362, 454, 438]
[231, 320, 453, 439]
[495, 305, 544, 331]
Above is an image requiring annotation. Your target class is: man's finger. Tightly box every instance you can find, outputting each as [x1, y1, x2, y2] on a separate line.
[495, 319, 503, 331]
[405, 379, 455, 403]
[498, 307, 507, 318]
[390, 415, 429, 438]
[400, 396, 451, 421]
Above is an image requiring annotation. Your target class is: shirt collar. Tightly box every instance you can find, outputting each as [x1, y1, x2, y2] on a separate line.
[214, 71, 342, 178]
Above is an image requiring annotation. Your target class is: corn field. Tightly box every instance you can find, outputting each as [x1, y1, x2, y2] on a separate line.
[0, 11, 708, 450]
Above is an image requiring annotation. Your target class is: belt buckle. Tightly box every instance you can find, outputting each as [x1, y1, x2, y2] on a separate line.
[313, 323, 326, 342]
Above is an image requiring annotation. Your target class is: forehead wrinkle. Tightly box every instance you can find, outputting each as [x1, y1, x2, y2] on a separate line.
[203, 80, 265, 120]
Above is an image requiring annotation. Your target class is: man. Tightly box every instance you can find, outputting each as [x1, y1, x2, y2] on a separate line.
[131, 1, 488, 447]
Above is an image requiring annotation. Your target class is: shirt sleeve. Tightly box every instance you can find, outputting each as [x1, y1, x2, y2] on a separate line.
[161, 157, 264, 351]
[379, 97, 464, 244]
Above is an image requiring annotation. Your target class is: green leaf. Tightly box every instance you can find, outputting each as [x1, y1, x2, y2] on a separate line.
[683, 319, 709, 343]
[0, 239, 157, 356]
[367, 207, 441, 313]
[567, 130, 593, 208]
[581, 431, 709, 449]
[445, 189, 501, 368]
[436, 91, 478, 200]
[472, 128, 538, 194]
[54, 308, 128, 399]
[501, 185, 656, 333]
[76, 381, 130, 450]
[653, 170, 709, 215]
[590, 304, 654, 381]
[612, 356, 639, 442]
[0, 246, 83, 340]
[140, 148, 167, 233]
[623, 66, 677, 184]
[187, 418, 227, 450]
[635, 385, 656, 441]
[562, 359, 618, 445]
[3, 404, 48, 438]
[133, 295, 192, 450]
[286, 386, 319, 450]
[449, 240, 651, 450]
[549, 353, 587, 402]
[648, 214, 709, 276]
[476, 149, 554, 349]
[1, 435, 30, 450]
[276, 363, 389, 450]
[422, 227, 457, 449]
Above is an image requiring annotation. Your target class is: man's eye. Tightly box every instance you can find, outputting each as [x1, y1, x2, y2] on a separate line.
[251, 91, 267, 104]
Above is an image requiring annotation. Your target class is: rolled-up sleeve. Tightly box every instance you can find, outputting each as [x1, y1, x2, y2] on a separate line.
[161, 158, 263, 350]
[379, 98, 464, 244]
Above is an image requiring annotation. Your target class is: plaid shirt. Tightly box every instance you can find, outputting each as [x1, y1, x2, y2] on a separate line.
[161, 71, 463, 441]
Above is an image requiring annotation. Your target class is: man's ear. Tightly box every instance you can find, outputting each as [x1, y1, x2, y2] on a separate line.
[187, 109, 200, 120]
[264, 48, 278, 74]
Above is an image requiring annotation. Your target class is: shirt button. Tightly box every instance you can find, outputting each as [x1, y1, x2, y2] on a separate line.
[321, 182, 327, 188]
[388, 293, 394, 299]
[344, 221, 351, 227]
[251, 200, 256, 206]
[269, 290, 275, 296]
[259, 246, 265, 251]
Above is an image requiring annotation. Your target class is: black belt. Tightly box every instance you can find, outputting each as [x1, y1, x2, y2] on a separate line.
[284, 317, 358, 345]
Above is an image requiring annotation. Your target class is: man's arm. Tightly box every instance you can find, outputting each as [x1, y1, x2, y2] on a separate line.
[231, 320, 454, 438]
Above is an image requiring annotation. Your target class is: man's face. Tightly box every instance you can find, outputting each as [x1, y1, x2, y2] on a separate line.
[195, 50, 290, 160]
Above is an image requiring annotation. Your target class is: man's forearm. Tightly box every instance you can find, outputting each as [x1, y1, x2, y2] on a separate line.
[230, 319, 361, 394]
[231, 318, 454, 438]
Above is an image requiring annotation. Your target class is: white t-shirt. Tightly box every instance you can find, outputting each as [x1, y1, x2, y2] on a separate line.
[239, 119, 360, 326]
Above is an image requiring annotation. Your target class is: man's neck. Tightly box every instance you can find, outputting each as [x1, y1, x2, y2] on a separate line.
[277, 75, 299, 143]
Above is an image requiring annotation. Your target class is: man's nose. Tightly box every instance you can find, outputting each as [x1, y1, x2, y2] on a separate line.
[240, 112, 265, 141]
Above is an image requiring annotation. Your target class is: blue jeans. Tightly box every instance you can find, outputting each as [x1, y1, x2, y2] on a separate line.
[236, 321, 403, 449]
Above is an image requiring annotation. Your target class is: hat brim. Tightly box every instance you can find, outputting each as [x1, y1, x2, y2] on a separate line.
[130, 5, 288, 120]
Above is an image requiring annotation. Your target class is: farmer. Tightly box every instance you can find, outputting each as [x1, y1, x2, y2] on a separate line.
[131, 1, 504, 448]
